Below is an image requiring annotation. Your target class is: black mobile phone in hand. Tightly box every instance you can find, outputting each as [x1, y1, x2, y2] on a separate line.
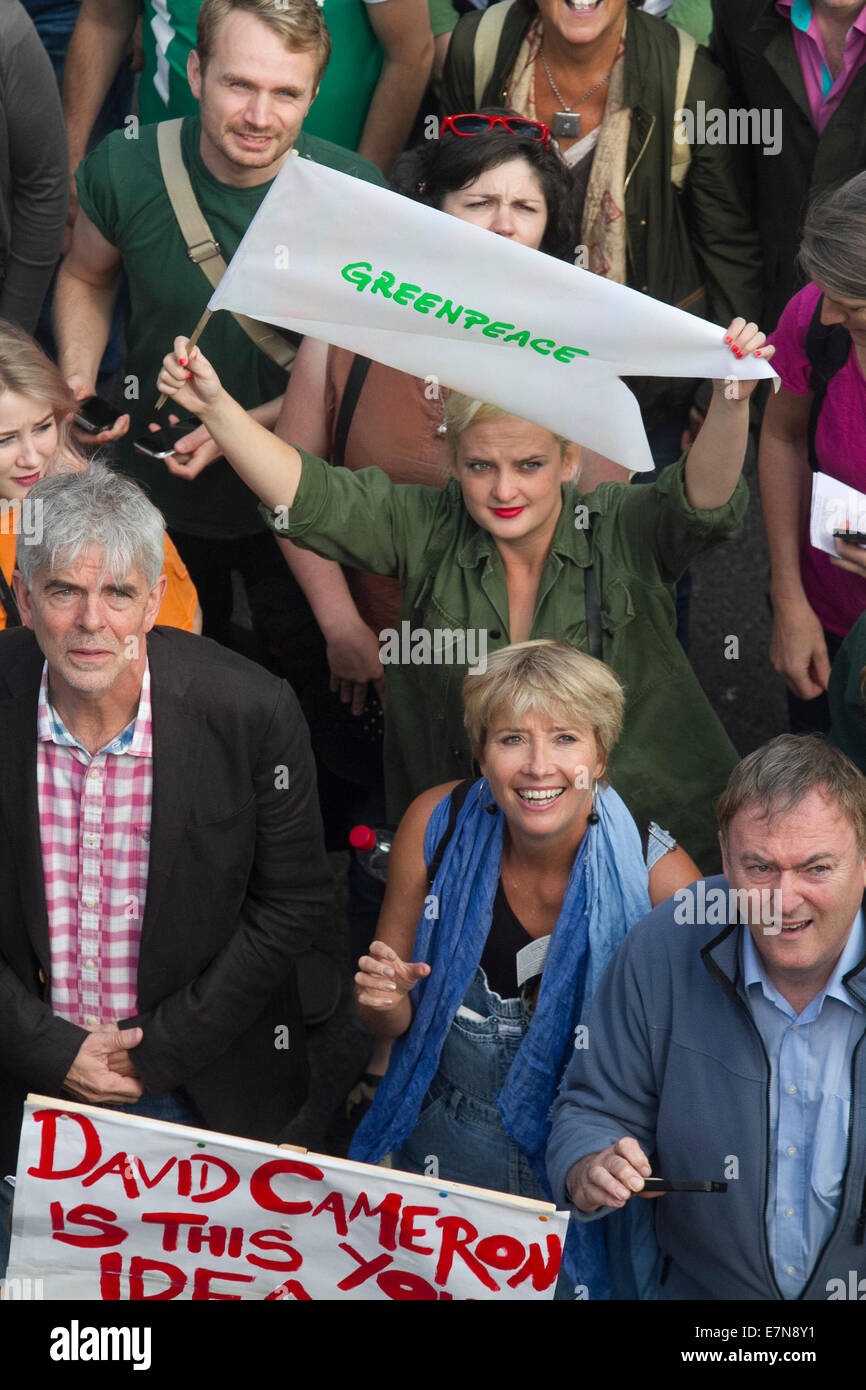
[74, 395, 122, 433]
[133, 423, 194, 459]
[642, 1178, 728, 1193]
[832, 529, 866, 547]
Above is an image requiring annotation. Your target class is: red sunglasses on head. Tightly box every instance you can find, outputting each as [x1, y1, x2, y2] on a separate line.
[440, 113, 551, 150]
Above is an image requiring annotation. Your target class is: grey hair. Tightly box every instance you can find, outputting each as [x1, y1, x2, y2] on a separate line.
[716, 734, 866, 854]
[15, 462, 166, 591]
[799, 171, 866, 301]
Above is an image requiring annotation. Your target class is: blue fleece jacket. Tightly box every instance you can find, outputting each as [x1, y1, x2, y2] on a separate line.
[546, 876, 866, 1300]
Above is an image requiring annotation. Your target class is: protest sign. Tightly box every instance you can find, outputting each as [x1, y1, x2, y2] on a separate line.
[206, 156, 777, 471]
[7, 1097, 568, 1300]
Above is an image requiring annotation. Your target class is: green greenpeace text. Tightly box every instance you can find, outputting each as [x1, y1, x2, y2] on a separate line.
[340, 261, 589, 363]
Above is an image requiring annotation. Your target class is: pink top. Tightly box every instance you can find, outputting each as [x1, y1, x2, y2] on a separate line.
[38, 662, 153, 1028]
[767, 282, 866, 637]
[775, 0, 866, 134]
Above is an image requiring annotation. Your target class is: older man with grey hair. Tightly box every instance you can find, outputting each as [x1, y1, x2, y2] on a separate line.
[0, 463, 330, 1275]
[547, 734, 866, 1300]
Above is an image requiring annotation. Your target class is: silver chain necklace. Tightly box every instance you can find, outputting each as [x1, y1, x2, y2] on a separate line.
[540, 46, 612, 139]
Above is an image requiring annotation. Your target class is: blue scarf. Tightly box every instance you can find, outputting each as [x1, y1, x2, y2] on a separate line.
[351, 779, 653, 1295]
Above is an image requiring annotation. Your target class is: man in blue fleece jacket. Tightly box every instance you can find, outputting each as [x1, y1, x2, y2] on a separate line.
[547, 734, 866, 1301]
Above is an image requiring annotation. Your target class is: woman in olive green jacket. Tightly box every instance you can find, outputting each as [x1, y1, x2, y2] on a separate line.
[156, 318, 771, 872]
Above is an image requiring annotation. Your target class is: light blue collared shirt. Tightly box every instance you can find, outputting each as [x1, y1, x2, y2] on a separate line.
[743, 912, 866, 1297]
[37, 660, 152, 759]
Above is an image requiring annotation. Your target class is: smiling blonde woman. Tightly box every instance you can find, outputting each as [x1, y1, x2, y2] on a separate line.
[350, 639, 699, 1297]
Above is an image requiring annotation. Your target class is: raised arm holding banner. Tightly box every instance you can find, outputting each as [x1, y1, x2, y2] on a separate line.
[198, 156, 777, 471]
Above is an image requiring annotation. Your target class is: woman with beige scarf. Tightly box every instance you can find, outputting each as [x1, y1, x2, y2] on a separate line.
[441, 0, 764, 473]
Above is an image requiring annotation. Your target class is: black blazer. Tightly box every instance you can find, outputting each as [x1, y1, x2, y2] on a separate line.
[710, 0, 866, 327]
[0, 626, 331, 1174]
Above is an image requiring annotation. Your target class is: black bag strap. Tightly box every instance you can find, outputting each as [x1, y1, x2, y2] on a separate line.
[631, 814, 651, 859]
[585, 563, 603, 659]
[805, 294, 851, 473]
[0, 566, 21, 627]
[426, 777, 474, 888]
[332, 354, 373, 468]
[584, 511, 603, 659]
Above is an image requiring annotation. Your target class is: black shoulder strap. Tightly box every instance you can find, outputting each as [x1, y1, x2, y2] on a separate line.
[583, 510, 603, 659]
[805, 295, 851, 473]
[332, 354, 373, 468]
[631, 814, 651, 859]
[426, 778, 474, 888]
[0, 566, 21, 627]
[585, 565, 603, 660]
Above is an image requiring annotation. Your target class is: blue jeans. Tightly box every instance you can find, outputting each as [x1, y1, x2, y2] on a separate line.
[27, 2, 133, 139]
[104, 1090, 205, 1125]
[0, 1178, 12, 1281]
[27, 0, 133, 377]
[0, 1091, 203, 1279]
[394, 969, 577, 1298]
[394, 969, 546, 1198]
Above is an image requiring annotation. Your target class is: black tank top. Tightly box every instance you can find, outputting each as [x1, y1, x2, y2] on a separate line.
[480, 880, 534, 998]
[478, 817, 655, 999]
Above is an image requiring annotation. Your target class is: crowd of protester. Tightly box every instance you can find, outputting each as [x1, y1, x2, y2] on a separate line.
[0, 0, 864, 1302]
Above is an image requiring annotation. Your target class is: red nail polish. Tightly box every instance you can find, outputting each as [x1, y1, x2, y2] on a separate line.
[178, 356, 186, 366]
[724, 335, 732, 344]
[755, 349, 762, 357]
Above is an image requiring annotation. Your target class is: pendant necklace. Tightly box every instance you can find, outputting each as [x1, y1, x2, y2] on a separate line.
[539, 46, 612, 139]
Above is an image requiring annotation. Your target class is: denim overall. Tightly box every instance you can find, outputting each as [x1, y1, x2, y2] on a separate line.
[393, 966, 548, 1202]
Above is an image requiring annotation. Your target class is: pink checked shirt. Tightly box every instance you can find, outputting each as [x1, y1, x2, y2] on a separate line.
[776, 0, 866, 134]
[37, 661, 153, 1028]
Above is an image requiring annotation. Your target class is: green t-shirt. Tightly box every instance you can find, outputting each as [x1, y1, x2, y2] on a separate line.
[136, 0, 452, 151]
[302, 0, 384, 151]
[665, 0, 712, 47]
[136, 0, 386, 152]
[138, 1, 200, 127]
[428, 0, 459, 38]
[75, 118, 386, 538]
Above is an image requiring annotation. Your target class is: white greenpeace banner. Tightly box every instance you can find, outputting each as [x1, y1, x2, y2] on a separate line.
[8, 1097, 568, 1300]
[207, 157, 777, 470]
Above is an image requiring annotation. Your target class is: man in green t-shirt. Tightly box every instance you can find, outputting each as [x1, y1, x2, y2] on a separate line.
[54, 0, 385, 653]
[63, 0, 433, 189]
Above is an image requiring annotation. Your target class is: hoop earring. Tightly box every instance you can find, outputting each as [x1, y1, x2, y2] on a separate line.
[587, 777, 600, 825]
